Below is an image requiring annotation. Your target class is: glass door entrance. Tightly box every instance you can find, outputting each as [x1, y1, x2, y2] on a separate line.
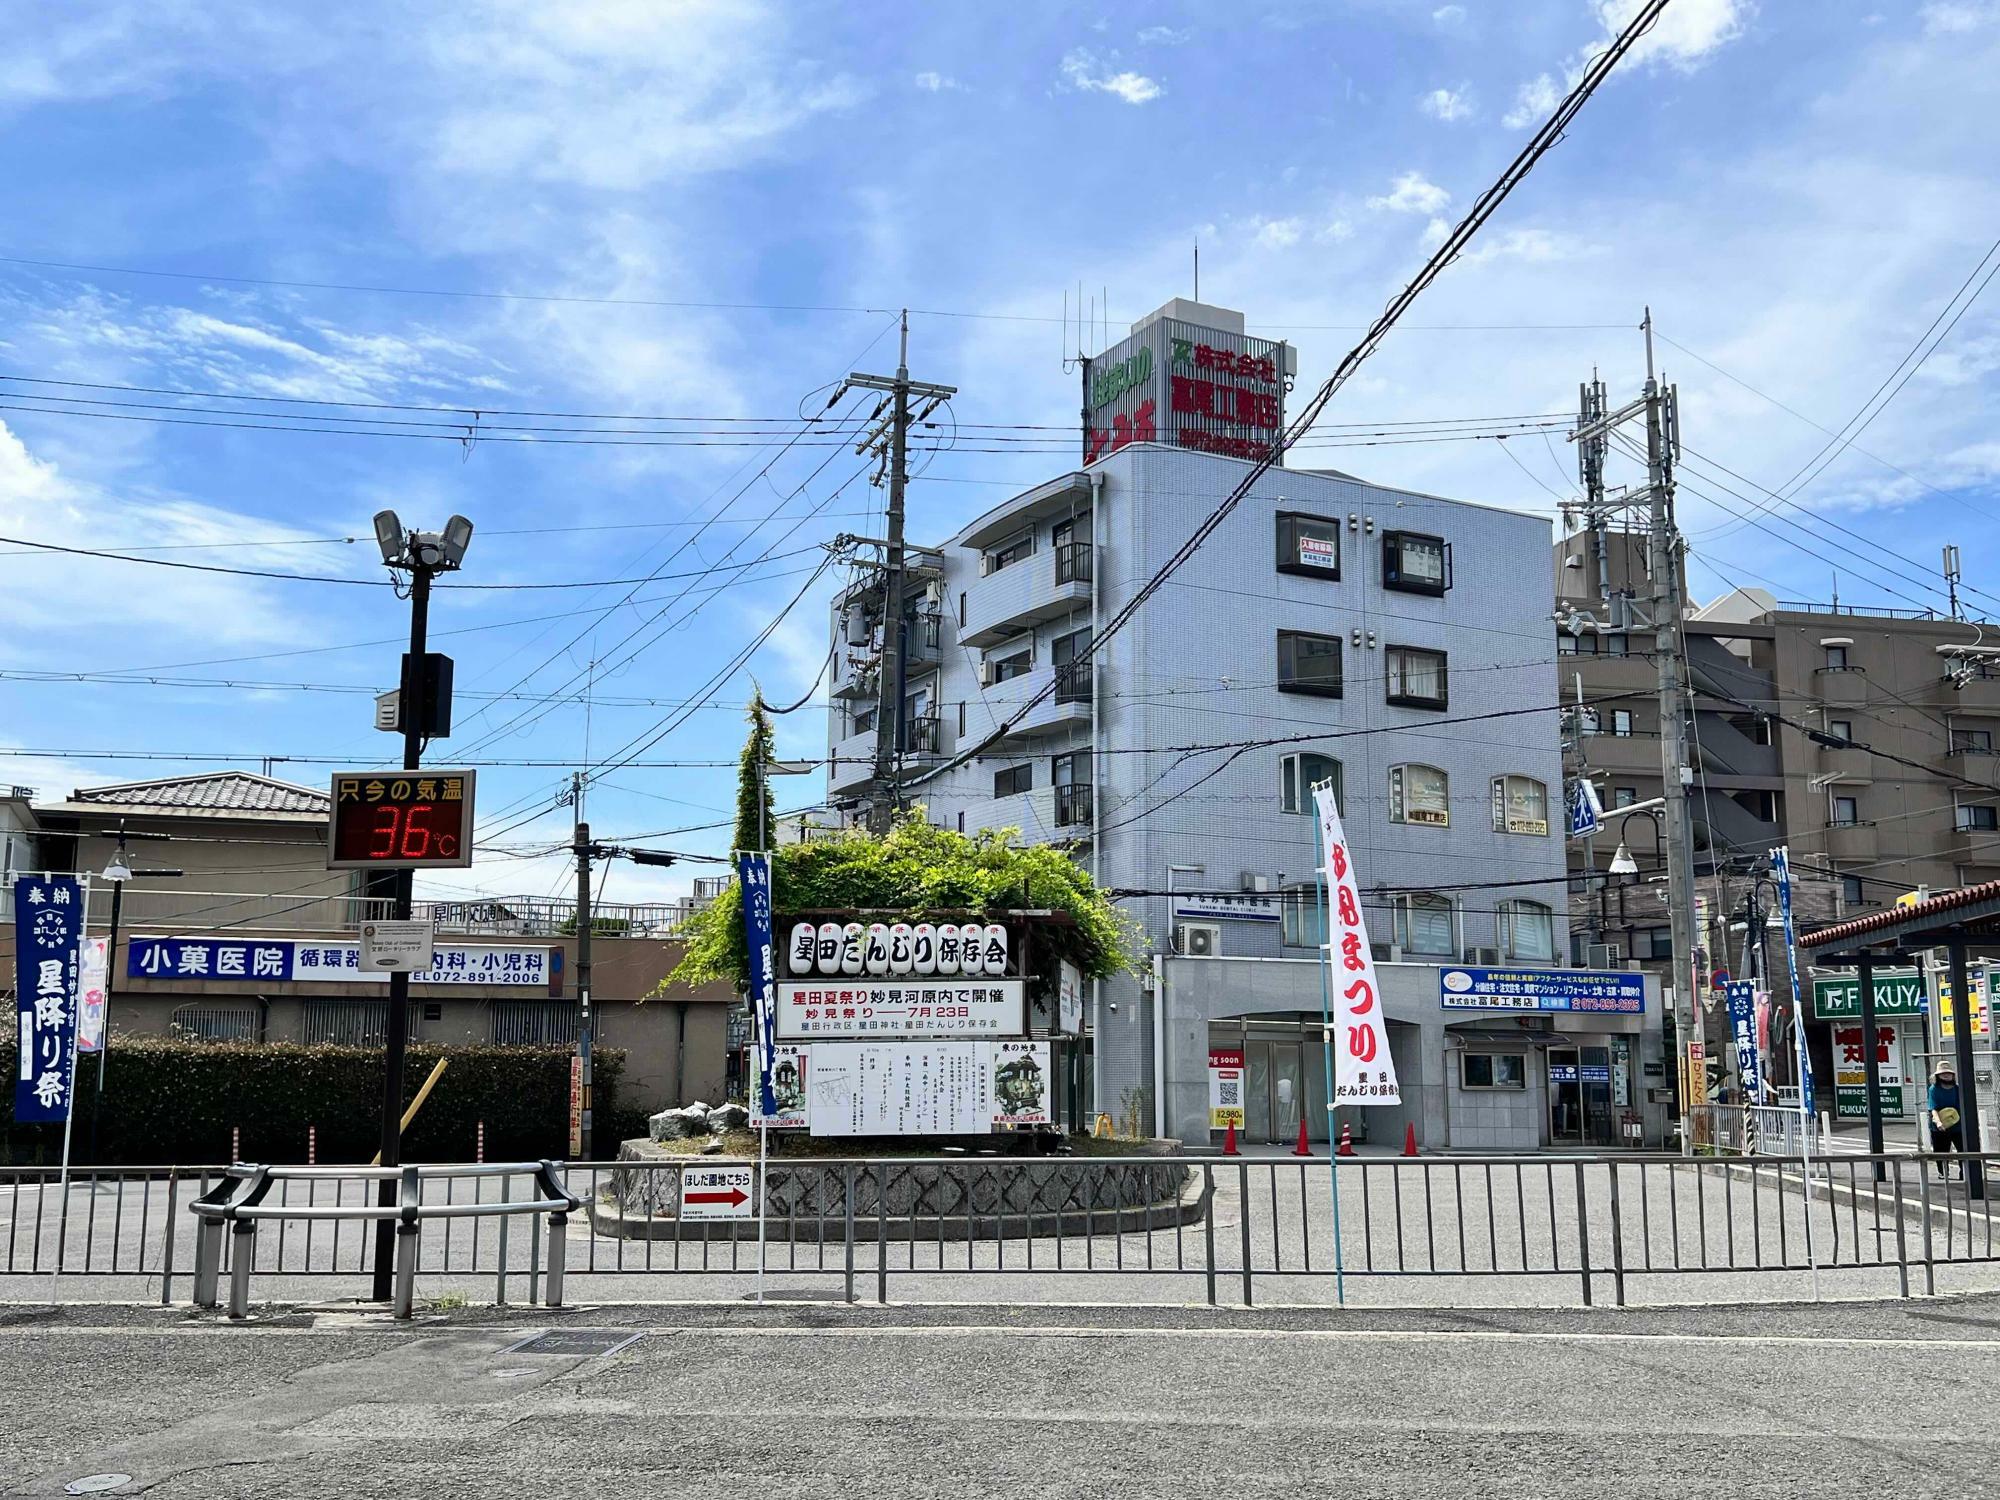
[1548, 1045, 1616, 1146]
[1242, 1039, 1309, 1143]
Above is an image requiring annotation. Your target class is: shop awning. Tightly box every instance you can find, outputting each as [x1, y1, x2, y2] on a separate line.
[1444, 1025, 1579, 1047]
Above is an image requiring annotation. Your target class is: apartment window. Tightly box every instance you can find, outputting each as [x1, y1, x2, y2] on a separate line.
[1052, 626, 1092, 703]
[1829, 718, 1854, 743]
[957, 701, 967, 737]
[1395, 893, 1456, 956]
[993, 764, 1033, 798]
[1281, 887, 1327, 949]
[1491, 775, 1550, 836]
[1275, 511, 1341, 579]
[1382, 530, 1450, 595]
[1823, 644, 1851, 671]
[1385, 646, 1448, 709]
[1953, 726, 1994, 753]
[1460, 1052, 1527, 1091]
[1280, 752, 1342, 814]
[989, 648, 1032, 683]
[1841, 875, 1867, 907]
[303, 999, 389, 1046]
[851, 707, 875, 734]
[1614, 786, 1638, 808]
[1957, 803, 1999, 832]
[985, 532, 1034, 574]
[491, 1001, 580, 1046]
[1052, 751, 1092, 827]
[1388, 764, 1450, 826]
[1611, 709, 1634, 737]
[1497, 899, 1556, 962]
[1052, 516, 1092, 584]
[170, 1004, 258, 1043]
[957, 591, 967, 628]
[957, 811, 966, 833]
[1277, 630, 1343, 697]
[1830, 795, 1859, 827]
[1632, 927, 1674, 961]
[1600, 633, 1629, 657]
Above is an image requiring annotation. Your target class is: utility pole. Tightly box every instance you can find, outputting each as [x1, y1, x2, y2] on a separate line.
[847, 313, 956, 830]
[573, 817, 594, 1160]
[1569, 310, 1700, 1151]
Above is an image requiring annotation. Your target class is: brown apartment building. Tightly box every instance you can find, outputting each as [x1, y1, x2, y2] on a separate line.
[1557, 529, 2000, 1105]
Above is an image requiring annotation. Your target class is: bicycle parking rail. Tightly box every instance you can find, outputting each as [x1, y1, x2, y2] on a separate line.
[188, 1160, 580, 1319]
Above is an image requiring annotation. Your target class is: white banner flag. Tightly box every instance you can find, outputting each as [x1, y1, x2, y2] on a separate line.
[1315, 784, 1402, 1106]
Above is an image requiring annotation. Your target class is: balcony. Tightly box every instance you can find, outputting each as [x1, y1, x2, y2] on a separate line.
[828, 726, 877, 796]
[958, 786, 1085, 845]
[1814, 665, 1869, 705]
[981, 664, 1092, 742]
[1952, 820, 2000, 860]
[1054, 783, 1095, 829]
[1816, 745, 1873, 783]
[906, 611, 944, 671]
[962, 547, 1092, 649]
[1823, 819, 1878, 862]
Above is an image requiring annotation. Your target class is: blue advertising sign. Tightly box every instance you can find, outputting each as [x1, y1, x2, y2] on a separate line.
[1770, 846, 1815, 1125]
[1725, 980, 1762, 1101]
[14, 874, 84, 1124]
[1439, 967, 1645, 1014]
[737, 853, 777, 1117]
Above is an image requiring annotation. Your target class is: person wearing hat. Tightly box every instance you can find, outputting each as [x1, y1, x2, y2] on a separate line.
[1929, 1063, 1965, 1177]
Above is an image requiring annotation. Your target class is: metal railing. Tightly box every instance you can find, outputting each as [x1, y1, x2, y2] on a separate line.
[190, 1161, 581, 1318]
[12, 1151, 2000, 1309]
[1054, 539, 1092, 585]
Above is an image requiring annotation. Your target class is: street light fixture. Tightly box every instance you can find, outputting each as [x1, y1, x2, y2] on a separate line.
[1608, 842, 1638, 877]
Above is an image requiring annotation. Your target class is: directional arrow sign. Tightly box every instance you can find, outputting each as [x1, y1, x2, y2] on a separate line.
[680, 1164, 755, 1220]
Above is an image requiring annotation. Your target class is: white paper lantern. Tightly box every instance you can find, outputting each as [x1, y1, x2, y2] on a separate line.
[934, 922, 963, 975]
[982, 923, 1009, 976]
[888, 922, 914, 972]
[787, 923, 818, 977]
[911, 922, 938, 975]
[839, 922, 865, 976]
[958, 924, 987, 977]
[863, 922, 891, 975]
[815, 922, 844, 975]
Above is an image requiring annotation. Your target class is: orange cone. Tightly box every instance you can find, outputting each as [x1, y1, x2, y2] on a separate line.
[1402, 1121, 1419, 1157]
[1336, 1121, 1355, 1158]
[1292, 1117, 1312, 1157]
[1223, 1118, 1239, 1156]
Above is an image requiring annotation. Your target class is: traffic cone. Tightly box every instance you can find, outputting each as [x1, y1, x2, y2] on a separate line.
[1292, 1118, 1312, 1157]
[1223, 1118, 1239, 1156]
[1402, 1122, 1419, 1157]
[1336, 1121, 1355, 1158]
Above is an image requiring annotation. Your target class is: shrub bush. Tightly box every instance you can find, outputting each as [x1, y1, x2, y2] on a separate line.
[1, 1038, 627, 1167]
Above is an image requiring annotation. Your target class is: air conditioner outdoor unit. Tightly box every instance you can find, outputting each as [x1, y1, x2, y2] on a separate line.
[1173, 922, 1221, 958]
[1240, 873, 1272, 893]
[1585, 942, 1623, 968]
[1466, 946, 1503, 965]
[978, 661, 996, 687]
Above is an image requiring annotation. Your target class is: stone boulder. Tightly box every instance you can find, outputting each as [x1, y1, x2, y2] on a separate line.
[647, 1102, 713, 1142]
[705, 1103, 749, 1133]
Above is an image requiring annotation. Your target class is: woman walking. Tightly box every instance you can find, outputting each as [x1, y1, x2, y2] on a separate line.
[1929, 1063, 1965, 1178]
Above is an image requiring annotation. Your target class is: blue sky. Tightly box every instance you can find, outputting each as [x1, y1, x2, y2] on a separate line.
[2, 0, 1998, 902]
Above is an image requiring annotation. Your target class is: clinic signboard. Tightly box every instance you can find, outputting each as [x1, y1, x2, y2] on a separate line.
[127, 936, 554, 987]
[1438, 967, 1645, 1014]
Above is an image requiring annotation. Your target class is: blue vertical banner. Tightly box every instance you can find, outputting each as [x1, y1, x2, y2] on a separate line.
[14, 874, 85, 1124]
[1770, 846, 1816, 1124]
[737, 852, 777, 1117]
[1724, 980, 1761, 1101]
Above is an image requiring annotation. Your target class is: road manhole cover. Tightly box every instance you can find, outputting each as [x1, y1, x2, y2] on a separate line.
[66, 1478, 132, 1496]
[500, 1329, 644, 1358]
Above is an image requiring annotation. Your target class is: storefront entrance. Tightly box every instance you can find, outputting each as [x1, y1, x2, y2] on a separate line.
[1548, 1045, 1616, 1146]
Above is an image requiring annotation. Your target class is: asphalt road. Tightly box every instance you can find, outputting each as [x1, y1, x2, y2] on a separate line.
[3, 1296, 1998, 1497]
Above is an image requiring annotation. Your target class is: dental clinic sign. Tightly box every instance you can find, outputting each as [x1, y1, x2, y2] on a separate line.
[1082, 305, 1293, 465]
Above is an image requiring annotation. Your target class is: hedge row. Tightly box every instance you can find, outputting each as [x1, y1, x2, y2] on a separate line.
[1, 1038, 643, 1167]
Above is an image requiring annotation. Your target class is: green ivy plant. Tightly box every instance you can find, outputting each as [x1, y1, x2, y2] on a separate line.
[667, 809, 1142, 988]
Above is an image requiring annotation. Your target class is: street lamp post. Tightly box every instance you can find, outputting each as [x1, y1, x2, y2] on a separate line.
[367, 509, 472, 1302]
[91, 823, 180, 1165]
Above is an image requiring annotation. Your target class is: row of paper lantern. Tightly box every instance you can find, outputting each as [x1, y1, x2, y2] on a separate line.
[787, 921, 1011, 977]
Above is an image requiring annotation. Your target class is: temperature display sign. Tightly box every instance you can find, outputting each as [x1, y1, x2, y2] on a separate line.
[327, 769, 476, 870]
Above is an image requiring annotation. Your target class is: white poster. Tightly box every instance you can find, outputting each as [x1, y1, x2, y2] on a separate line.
[990, 1041, 1051, 1125]
[807, 1042, 994, 1135]
[776, 978, 1025, 1038]
[1057, 961, 1084, 1035]
[1315, 784, 1402, 1106]
[751, 1044, 808, 1129]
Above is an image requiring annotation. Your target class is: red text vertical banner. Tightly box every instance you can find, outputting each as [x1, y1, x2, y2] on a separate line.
[1314, 786, 1402, 1106]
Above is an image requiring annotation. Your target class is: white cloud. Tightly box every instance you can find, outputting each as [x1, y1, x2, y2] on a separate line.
[1366, 171, 1451, 215]
[1419, 216, 1451, 250]
[1253, 217, 1303, 249]
[1420, 84, 1474, 122]
[1137, 25, 1192, 44]
[1502, 72, 1559, 129]
[1461, 227, 1589, 266]
[1315, 217, 1353, 244]
[1589, 0, 1752, 72]
[1059, 48, 1163, 104]
[913, 70, 962, 92]
[1922, 2, 1997, 33]
[1432, 4, 1467, 24]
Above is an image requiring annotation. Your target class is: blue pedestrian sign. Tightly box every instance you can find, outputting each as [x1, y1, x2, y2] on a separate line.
[1566, 779, 1602, 840]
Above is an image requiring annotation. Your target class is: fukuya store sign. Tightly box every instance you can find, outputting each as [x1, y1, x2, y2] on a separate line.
[1083, 315, 1291, 465]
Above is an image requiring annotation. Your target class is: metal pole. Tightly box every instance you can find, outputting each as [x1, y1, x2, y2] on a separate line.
[1857, 950, 1885, 1181]
[1642, 310, 1700, 1160]
[91, 869, 124, 1165]
[574, 819, 594, 1161]
[1949, 934, 1984, 1200]
[1310, 785, 1345, 1305]
[372, 561, 430, 1302]
[868, 312, 912, 826]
